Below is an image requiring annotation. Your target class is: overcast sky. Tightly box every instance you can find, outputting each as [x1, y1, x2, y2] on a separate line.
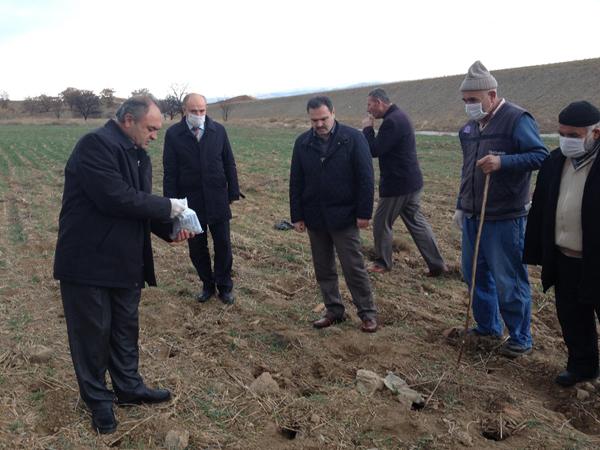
[1, 0, 599, 100]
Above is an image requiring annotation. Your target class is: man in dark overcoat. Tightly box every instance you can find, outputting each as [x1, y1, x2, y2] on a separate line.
[54, 96, 193, 434]
[524, 101, 600, 386]
[361, 88, 447, 276]
[290, 96, 378, 332]
[163, 93, 240, 304]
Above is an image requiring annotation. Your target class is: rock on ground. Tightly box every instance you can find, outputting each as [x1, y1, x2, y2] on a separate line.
[249, 372, 280, 396]
[356, 369, 384, 395]
[165, 429, 189, 450]
[28, 345, 53, 364]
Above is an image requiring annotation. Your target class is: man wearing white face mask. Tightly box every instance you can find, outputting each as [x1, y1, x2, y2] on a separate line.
[163, 93, 240, 304]
[455, 61, 548, 358]
[524, 101, 600, 386]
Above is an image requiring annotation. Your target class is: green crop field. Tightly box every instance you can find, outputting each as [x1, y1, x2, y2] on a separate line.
[3, 123, 589, 450]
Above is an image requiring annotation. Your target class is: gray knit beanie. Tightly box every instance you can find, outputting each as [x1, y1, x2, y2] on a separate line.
[460, 60, 498, 92]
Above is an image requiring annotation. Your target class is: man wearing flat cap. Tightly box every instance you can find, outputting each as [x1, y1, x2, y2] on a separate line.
[455, 61, 548, 358]
[524, 101, 600, 386]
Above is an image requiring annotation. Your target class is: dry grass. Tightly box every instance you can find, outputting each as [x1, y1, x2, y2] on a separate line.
[1, 123, 598, 449]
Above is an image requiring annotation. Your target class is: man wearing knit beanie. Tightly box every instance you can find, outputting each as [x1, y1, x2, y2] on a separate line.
[454, 61, 548, 358]
[524, 101, 600, 386]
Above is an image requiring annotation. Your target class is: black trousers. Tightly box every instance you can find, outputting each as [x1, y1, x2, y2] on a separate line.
[188, 220, 233, 293]
[60, 282, 144, 411]
[555, 252, 600, 378]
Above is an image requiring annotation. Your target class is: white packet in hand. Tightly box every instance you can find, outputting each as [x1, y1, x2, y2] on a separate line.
[170, 207, 203, 239]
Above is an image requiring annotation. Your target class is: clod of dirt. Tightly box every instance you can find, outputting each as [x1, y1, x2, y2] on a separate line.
[249, 372, 280, 396]
[576, 388, 590, 401]
[28, 345, 52, 364]
[456, 430, 473, 447]
[312, 303, 325, 313]
[581, 382, 596, 392]
[164, 429, 190, 450]
[356, 369, 384, 395]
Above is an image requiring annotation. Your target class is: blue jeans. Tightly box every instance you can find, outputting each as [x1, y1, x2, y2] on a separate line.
[461, 216, 532, 348]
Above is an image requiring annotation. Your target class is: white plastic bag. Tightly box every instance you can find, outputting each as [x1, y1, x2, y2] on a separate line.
[170, 202, 203, 239]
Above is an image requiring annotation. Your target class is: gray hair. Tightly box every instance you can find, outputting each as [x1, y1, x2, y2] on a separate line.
[588, 121, 600, 132]
[182, 93, 207, 107]
[115, 95, 159, 123]
[368, 88, 391, 105]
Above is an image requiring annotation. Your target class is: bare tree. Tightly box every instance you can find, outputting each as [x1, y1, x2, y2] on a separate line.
[36, 95, 55, 113]
[100, 88, 116, 107]
[218, 98, 235, 122]
[48, 96, 64, 119]
[131, 88, 151, 97]
[158, 96, 181, 120]
[60, 87, 81, 111]
[168, 83, 188, 117]
[23, 97, 37, 115]
[0, 91, 9, 109]
[73, 90, 101, 120]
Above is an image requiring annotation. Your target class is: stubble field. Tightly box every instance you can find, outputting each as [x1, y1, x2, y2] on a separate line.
[1, 121, 598, 449]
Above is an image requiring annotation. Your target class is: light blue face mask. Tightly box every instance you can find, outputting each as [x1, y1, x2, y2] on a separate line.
[559, 136, 586, 159]
[465, 103, 488, 121]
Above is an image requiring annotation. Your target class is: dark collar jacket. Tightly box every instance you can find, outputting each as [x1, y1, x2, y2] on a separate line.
[53, 120, 172, 288]
[362, 104, 423, 197]
[523, 148, 600, 303]
[162, 116, 240, 224]
[289, 121, 374, 231]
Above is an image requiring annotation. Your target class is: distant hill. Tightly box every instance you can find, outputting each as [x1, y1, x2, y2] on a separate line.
[221, 58, 600, 133]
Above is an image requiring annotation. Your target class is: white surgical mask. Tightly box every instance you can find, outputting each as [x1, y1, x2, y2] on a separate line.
[559, 136, 586, 159]
[465, 103, 488, 121]
[187, 113, 205, 128]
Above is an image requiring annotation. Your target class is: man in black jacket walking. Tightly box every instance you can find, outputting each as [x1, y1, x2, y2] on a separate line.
[524, 101, 600, 386]
[290, 96, 378, 332]
[163, 93, 240, 304]
[362, 88, 446, 276]
[54, 96, 193, 434]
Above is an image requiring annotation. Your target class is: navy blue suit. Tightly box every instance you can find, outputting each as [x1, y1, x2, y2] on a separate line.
[163, 116, 240, 293]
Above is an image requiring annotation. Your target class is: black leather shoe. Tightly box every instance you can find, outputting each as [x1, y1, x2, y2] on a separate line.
[218, 291, 235, 305]
[116, 387, 171, 405]
[197, 288, 215, 303]
[91, 408, 117, 434]
[555, 370, 598, 387]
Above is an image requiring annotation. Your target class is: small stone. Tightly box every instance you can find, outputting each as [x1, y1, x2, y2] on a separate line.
[456, 430, 473, 447]
[29, 345, 52, 364]
[576, 388, 590, 401]
[581, 382, 596, 392]
[164, 429, 189, 450]
[312, 303, 325, 313]
[249, 372, 280, 396]
[356, 369, 384, 395]
[383, 372, 425, 409]
[310, 414, 320, 424]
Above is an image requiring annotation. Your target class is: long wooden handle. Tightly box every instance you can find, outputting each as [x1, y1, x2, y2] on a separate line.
[457, 173, 491, 366]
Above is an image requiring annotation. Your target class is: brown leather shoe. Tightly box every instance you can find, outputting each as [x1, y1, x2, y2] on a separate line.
[367, 264, 387, 274]
[313, 316, 345, 329]
[361, 318, 378, 333]
[426, 265, 448, 277]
